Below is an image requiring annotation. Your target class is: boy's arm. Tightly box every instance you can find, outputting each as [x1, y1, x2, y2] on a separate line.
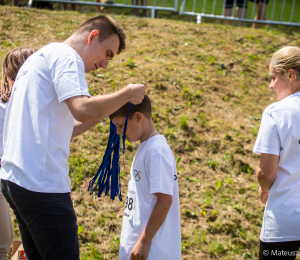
[72, 119, 99, 138]
[130, 193, 173, 260]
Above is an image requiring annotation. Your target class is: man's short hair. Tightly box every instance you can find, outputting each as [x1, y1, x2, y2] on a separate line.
[109, 95, 152, 120]
[75, 15, 126, 54]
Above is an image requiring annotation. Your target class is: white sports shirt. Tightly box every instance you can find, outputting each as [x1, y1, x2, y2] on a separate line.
[0, 43, 90, 193]
[253, 92, 300, 242]
[119, 135, 181, 260]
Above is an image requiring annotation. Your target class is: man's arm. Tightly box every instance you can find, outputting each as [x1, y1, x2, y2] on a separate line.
[65, 84, 145, 123]
[72, 119, 100, 138]
[257, 153, 279, 203]
[130, 193, 173, 260]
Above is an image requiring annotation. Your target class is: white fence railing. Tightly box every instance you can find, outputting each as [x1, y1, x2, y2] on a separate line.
[28, 0, 178, 18]
[180, 0, 300, 27]
[27, 0, 300, 27]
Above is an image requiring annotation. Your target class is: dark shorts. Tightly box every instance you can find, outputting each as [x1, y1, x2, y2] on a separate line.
[225, 0, 247, 9]
[259, 240, 300, 260]
[1, 179, 79, 260]
[249, 0, 269, 4]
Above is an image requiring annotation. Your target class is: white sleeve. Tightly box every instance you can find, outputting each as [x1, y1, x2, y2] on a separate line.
[53, 54, 90, 103]
[146, 153, 174, 196]
[253, 112, 281, 156]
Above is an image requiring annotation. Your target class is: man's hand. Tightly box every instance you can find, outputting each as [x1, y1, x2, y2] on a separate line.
[259, 187, 269, 204]
[125, 84, 146, 105]
[130, 239, 150, 260]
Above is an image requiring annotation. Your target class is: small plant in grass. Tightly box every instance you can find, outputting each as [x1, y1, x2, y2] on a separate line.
[216, 179, 222, 190]
[200, 206, 206, 217]
[81, 245, 105, 260]
[185, 209, 197, 218]
[78, 225, 84, 235]
[90, 228, 97, 241]
[209, 240, 225, 254]
[207, 158, 218, 169]
[186, 176, 200, 183]
[180, 115, 188, 130]
[125, 59, 137, 69]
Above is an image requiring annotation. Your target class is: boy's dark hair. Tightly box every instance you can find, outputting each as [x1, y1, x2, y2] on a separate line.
[75, 15, 126, 54]
[109, 95, 152, 120]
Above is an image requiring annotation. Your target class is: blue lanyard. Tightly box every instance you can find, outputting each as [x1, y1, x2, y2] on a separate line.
[88, 103, 132, 201]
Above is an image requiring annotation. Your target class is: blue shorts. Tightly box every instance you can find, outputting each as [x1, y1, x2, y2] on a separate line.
[1, 180, 79, 260]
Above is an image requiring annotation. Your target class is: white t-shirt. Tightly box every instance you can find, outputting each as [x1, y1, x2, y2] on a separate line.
[119, 135, 181, 260]
[0, 43, 90, 193]
[253, 92, 300, 242]
[0, 101, 8, 159]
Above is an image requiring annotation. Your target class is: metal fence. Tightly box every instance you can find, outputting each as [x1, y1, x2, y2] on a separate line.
[27, 0, 300, 27]
[180, 0, 300, 27]
[28, 0, 178, 18]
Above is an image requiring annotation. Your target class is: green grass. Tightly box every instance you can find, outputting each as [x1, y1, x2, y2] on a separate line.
[2, 6, 300, 260]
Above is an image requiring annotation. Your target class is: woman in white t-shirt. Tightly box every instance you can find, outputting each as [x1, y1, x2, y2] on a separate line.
[0, 48, 35, 260]
[253, 46, 300, 260]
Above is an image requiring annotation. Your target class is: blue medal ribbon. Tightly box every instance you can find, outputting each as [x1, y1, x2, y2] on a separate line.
[88, 104, 132, 201]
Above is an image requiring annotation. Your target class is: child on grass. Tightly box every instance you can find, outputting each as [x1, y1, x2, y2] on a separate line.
[109, 95, 181, 260]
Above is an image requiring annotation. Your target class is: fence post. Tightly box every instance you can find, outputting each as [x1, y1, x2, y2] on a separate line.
[151, 7, 155, 18]
[174, 0, 178, 12]
[197, 14, 202, 24]
[179, 0, 185, 15]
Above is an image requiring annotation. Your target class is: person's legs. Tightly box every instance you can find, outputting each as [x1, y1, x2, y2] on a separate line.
[259, 240, 300, 260]
[12, 0, 19, 6]
[2, 180, 42, 260]
[1, 180, 79, 260]
[95, 0, 105, 13]
[141, 0, 148, 17]
[252, 0, 267, 28]
[71, 1, 77, 11]
[223, 0, 234, 25]
[63, 2, 69, 10]
[236, 6, 247, 27]
[132, 0, 140, 17]
[0, 183, 14, 260]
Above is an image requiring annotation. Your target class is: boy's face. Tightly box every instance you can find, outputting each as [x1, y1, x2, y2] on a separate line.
[112, 113, 143, 143]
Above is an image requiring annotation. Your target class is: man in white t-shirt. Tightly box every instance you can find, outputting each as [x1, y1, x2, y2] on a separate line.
[110, 95, 181, 260]
[0, 15, 145, 260]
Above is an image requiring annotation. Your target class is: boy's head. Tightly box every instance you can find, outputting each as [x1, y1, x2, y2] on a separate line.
[109, 95, 152, 143]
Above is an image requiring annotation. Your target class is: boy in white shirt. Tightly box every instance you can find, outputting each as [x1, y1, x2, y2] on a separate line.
[110, 95, 181, 260]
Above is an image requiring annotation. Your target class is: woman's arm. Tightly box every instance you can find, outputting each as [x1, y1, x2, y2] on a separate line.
[257, 153, 279, 192]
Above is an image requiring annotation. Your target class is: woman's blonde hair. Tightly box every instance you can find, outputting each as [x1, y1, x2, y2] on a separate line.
[0, 48, 35, 103]
[270, 46, 300, 81]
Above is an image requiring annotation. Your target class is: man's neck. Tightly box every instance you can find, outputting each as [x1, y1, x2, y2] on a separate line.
[63, 36, 84, 59]
[140, 120, 158, 143]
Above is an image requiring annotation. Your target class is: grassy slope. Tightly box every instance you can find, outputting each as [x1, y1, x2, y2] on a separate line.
[1, 6, 300, 260]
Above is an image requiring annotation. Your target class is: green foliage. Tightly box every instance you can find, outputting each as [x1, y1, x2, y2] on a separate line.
[216, 179, 222, 190]
[207, 159, 218, 169]
[78, 225, 84, 235]
[81, 246, 105, 260]
[186, 176, 200, 183]
[180, 115, 188, 130]
[125, 59, 138, 68]
[185, 209, 197, 218]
